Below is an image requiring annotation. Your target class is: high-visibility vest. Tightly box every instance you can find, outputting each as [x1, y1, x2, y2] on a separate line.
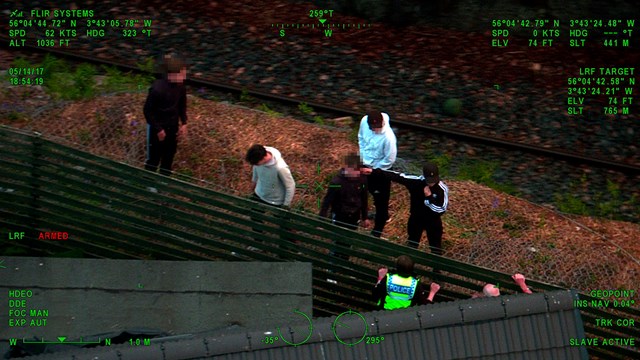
[383, 274, 418, 310]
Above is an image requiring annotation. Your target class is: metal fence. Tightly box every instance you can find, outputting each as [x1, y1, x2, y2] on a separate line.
[0, 126, 638, 358]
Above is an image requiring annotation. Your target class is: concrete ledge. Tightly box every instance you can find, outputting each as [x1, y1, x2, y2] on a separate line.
[0, 257, 312, 339]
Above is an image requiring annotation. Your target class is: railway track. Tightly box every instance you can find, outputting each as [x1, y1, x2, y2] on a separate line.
[2, 39, 639, 222]
[3, 37, 638, 175]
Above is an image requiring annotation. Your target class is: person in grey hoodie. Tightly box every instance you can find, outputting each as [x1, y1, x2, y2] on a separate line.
[245, 144, 295, 208]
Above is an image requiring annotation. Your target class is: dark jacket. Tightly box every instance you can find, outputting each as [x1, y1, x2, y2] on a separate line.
[143, 78, 187, 134]
[375, 169, 448, 217]
[319, 169, 368, 220]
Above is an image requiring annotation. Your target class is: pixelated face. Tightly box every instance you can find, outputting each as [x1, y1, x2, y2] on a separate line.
[370, 126, 383, 134]
[168, 68, 187, 83]
[256, 152, 272, 166]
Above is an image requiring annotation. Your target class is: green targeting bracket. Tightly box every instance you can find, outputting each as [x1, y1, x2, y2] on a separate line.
[295, 162, 341, 210]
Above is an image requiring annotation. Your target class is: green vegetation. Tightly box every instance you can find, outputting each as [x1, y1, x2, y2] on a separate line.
[348, 125, 359, 144]
[298, 102, 314, 115]
[554, 177, 636, 220]
[76, 129, 92, 145]
[176, 168, 195, 179]
[239, 89, 253, 102]
[258, 103, 281, 117]
[422, 141, 451, 177]
[9, 55, 155, 100]
[6, 111, 26, 122]
[312, 115, 325, 125]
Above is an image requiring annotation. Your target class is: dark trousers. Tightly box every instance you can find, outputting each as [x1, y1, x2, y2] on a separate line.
[407, 214, 443, 255]
[367, 171, 391, 237]
[331, 212, 359, 260]
[145, 125, 177, 176]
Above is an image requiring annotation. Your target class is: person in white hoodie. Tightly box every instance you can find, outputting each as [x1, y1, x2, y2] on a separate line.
[245, 144, 296, 207]
[358, 112, 397, 237]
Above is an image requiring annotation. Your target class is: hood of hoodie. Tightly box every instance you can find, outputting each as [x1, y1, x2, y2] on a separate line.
[264, 146, 282, 166]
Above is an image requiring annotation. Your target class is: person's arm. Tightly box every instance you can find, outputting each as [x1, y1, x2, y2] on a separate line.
[377, 135, 397, 170]
[279, 167, 296, 207]
[251, 167, 258, 192]
[178, 86, 188, 138]
[179, 85, 188, 125]
[427, 282, 440, 302]
[512, 273, 533, 294]
[372, 268, 388, 306]
[373, 168, 419, 188]
[425, 182, 448, 213]
[319, 178, 339, 218]
[143, 86, 162, 134]
[414, 281, 440, 305]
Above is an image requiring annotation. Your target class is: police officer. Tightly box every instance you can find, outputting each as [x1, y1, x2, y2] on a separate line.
[372, 255, 440, 310]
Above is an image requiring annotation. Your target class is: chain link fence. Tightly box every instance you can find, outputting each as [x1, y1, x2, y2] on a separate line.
[2, 72, 639, 302]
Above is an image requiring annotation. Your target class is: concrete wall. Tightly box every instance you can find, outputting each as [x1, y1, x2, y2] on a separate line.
[0, 257, 312, 340]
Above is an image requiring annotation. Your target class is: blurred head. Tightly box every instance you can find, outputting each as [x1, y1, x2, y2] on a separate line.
[245, 144, 269, 165]
[482, 284, 501, 297]
[396, 255, 414, 277]
[367, 112, 384, 133]
[163, 55, 187, 83]
[423, 162, 440, 185]
[343, 153, 362, 178]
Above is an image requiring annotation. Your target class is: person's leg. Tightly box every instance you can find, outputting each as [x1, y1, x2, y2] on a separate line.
[406, 214, 422, 248]
[145, 124, 161, 172]
[159, 132, 178, 176]
[425, 216, 443, 255]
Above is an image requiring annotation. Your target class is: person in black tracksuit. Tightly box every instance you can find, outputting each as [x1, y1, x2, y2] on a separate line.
[369, 163, 448, 255]
[143, 55, 188, 176]
[319, 154, 371, 259]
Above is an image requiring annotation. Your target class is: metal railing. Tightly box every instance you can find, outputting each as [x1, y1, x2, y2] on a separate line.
[0, 125, 637, 358]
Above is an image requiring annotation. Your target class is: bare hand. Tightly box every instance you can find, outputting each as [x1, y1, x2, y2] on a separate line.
[360, 168, 373, 175]
[178, 124, 187, 140]
[378, 267, 388, 280]
[428, 282, 441, 302]
[512, 273, 532, 293]
[423, 186, 432, 197]
[157, 129, 166, 141]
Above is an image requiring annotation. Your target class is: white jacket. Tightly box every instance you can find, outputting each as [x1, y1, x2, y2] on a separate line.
[358, 113, 397, 170]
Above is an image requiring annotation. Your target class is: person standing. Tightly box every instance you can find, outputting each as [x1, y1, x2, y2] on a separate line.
[319, 153, 371, 259]
[245, 144, 295, 208]
[358, 111, 397, 237]
[364, 162, 448, 255]
[143, 55, 188, 176]
[372, 255, 439, 310]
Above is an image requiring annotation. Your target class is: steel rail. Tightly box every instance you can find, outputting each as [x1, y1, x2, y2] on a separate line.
[2, 37, 638, 175]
